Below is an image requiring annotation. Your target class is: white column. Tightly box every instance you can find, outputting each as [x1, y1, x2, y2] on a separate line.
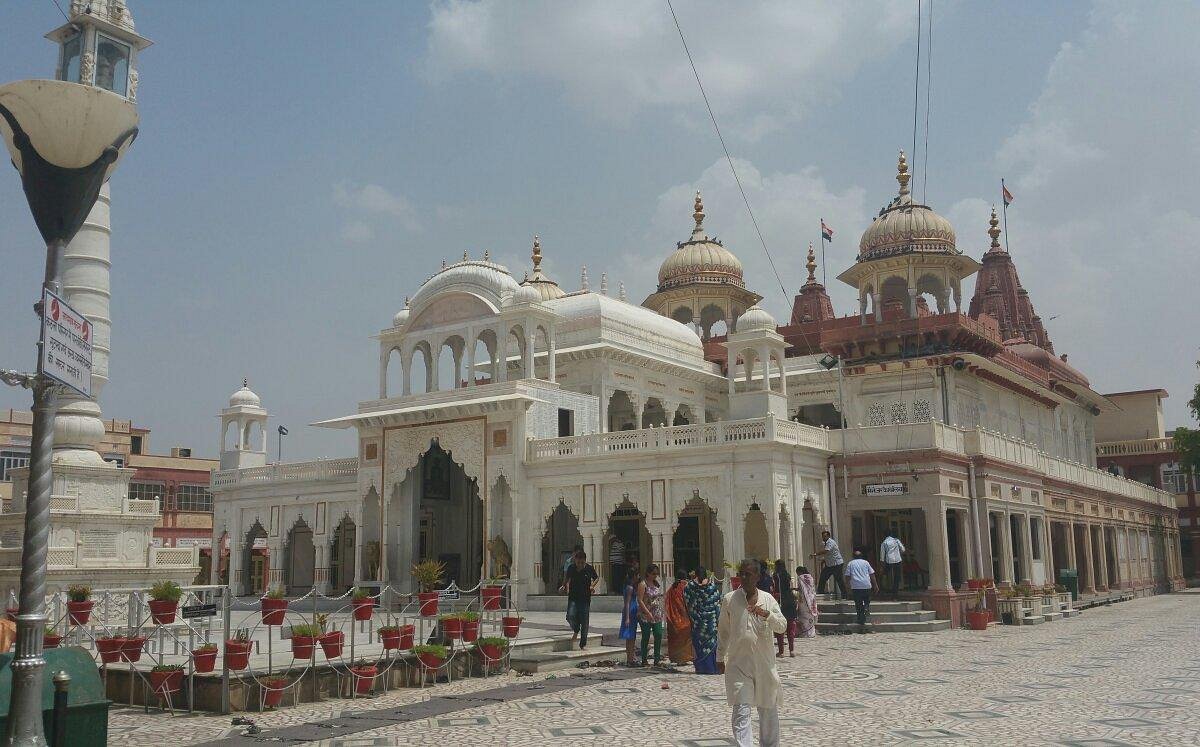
[497, 326, 509, 383]
[925, 502, 952, 590]
[524, 329, 535, 380]
[547, 327, 557, 382]
[466, 331, 477, 387]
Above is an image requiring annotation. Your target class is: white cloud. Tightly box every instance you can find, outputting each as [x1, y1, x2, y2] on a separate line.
[424, 0, 914, 140]
[339, 220, 376, 243]
[333, 182, 422, 232]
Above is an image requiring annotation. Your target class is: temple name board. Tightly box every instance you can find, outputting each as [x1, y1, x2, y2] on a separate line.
[862, 483, 908, 497]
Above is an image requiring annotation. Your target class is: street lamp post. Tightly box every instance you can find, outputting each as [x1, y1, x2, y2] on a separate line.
[0, 80, 137, 747]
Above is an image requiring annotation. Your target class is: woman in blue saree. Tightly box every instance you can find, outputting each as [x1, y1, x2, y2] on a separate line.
[683, 565, 722, 674]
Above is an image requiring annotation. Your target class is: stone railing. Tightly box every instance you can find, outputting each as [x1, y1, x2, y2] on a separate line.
[125, 498, 159, 515]
[527, 417, 830, 462]
[1096, 437, 1175, 457]
[150, 545, 198, 568]
[829, 420, 966, 455]
[0, 544, 199, 570]
[212, 457, 359, 488]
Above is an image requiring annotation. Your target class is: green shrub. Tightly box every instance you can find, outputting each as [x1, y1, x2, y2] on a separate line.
[474, 636, 509, 649]
[66, 585, 91, 602]
[264, 587, 286, 600]
[411, 644, 448, 658]
[148, 581, 182, 602]
[352, 587, 371, 601]
[151, 663, 184, 672]
[290, 624, 320, 638]
[193, 643, 217, 652]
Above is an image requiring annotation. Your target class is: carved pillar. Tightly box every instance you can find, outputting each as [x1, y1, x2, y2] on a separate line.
[1020, 513, 1034, 585]
[999, 511, 1014, 584]
[547, 328, 556, 382]
[907, 287, 919, 318]
[466, 331, 476, 387]
[1082, 523, 1097, 594]
[496, 326, 509, 383]
[925, 502, 952, 590]
[872, 292, 882, 323]
[1096, 525, 1109, 590]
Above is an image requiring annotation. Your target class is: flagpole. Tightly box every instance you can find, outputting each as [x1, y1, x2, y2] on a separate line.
[819, 218, 828, 288]
[1001, 178, 1011, 253]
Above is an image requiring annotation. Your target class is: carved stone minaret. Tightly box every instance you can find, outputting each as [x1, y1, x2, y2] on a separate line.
[968, 206, 1054, 351]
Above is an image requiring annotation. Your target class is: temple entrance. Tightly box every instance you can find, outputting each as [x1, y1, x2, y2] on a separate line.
[241, 521, 267, 596]
[605, 500, 652, 594]
[853, 508, 928, 590]
[329, 516, 356, 594]
[541, 501, 584, 592]
[742, 503, 770, 561]
[415, 442, 484, 589]
[672, 495, 724, 577]
[989, 513, 1003, 581]
[946, 512, 962, 588]
[1009, 514, 1024, 583]
[285, 517, 316, 595]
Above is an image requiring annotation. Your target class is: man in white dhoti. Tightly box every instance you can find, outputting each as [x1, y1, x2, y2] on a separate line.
[717, 558, 787, 746]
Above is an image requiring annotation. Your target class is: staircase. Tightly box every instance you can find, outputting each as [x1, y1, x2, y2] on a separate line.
[507, 632, 627, 673]
[816, 599, 952, 633]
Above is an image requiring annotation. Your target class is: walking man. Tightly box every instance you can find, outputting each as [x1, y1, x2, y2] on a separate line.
[564, 549, 598, 649]
[843, 548, 879, 632]
[811, 530, 847, 597]
[717, 558, 786, 746]
[880, 530, 905, 598]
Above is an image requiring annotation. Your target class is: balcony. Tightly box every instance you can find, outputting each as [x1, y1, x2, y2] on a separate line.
[212, 457, 359, 489]
[1096, 437, 1176, 457]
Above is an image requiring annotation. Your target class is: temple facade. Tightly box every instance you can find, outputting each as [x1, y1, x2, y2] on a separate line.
[210, 153, 1184, 623]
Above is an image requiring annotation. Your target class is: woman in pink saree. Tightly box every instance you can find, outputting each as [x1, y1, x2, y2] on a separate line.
[795, 565, 819, 638]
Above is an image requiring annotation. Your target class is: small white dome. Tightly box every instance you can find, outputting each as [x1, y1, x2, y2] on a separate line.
[392, 298, 411, 328]
[858, 150, 956, 259]
[736, 305, 776, 333]
[511, 284, 542, 305]
[229, 380, 261, 408]
[657, 192, 745, 290]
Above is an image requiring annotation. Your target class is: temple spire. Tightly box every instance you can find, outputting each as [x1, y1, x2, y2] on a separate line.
[531, 235, 542, 271]
[691, 191, 706, 240]
[897, 149, 911, 199]
[987, 205, 1003, 253]
[805, 242, 817, 284]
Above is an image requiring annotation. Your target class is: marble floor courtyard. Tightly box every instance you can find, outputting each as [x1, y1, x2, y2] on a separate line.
[108, 590, 1200, 746]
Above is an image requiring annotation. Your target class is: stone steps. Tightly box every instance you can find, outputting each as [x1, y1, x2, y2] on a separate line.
[815, 598, 950, 633]
[507, 633, 627, 673]
[817, 599, 926, 613]
[817, 619, 953, 634]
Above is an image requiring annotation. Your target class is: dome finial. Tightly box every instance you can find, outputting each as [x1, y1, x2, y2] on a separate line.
[601, 273, 608, 295]
[243, 377, 248, 388]
[463, 250, 469, 262]
[897, 149, 911, 198]
[806, 242, 817, 283]
[531, 235, 542, 271]
[483, 248, 490, 261]
[581, 265, 589, 291]
[619, 281, 627, 301]
[693, 191, 705, 228]
[988, 205, 1002, 250]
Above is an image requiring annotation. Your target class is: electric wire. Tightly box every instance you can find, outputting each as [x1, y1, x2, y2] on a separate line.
[922, 0, 933, 203]
[49, 0, 71, 24]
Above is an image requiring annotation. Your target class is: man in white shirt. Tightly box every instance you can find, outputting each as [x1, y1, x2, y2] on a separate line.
[810, 530, 847, 598]
[843, 548, 880, 631]
[879, 531, 906, 598]
[717, 558, 787, 746]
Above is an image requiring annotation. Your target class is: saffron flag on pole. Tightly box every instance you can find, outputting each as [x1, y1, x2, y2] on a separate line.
[1002, 182, 1014, 207]
[821, 219, 834, 242]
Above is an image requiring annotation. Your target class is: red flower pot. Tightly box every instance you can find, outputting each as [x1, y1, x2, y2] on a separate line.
[67, 600, 93, 625]
[43, 633, 62, 649]
[481, 586, 502, 611]
[966, 610, 991, 631]
[398, 624, 415, 650]
[352, 598, 374, 621]
[224, 639, 252, 670]
[967, 579, 983, 590]
[729, 576, 743, 591]
[122, 636, 148, 663]
[501, 616, 521, 638]
[150, 669, 184, 695]
[261, 597, 288, 625]
[96, 637, 125, 664]
[291, 635, 316, 659]
[417, 652, 445, 670]
[418, 592, 439, 617]
[351, 665, 377, 694]
[192, 648, 218, 673]
[441, 617, 462, 640]
[319, 631, 344, 658]
[461, 619, 479, 643]
[262, 683, 287, 708]
[477, 642, 504, 662]
[148, 599, 178, 625]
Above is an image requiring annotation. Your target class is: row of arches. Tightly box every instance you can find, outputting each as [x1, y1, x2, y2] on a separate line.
[606, 391, 700, 431]
[728, 346, 786, 394]
[858, 272, 962, 321]
[668, 302, 740, 341]
[233, 514, 359, 597]
[381, 321, 554, 397]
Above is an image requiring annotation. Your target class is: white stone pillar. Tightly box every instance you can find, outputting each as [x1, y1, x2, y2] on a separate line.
[466, 332, 476, 387]
[547, 328, 556, 382]
[1021, 513, 1035, 585]
[925, 502, 952, 590]
[1082, 524, 1097, 593]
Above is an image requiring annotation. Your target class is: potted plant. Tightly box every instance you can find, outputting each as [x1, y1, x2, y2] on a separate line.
[261, 676, 289, 709]
[349, 659, 378, 695]
[412, 643, 448, 670]
[43, 631, 63, 649]
[501, 614, 522, 638]
[474, 636, 508, 668]
[192, 642, 218, 673]
[149, 663, 185, 695]
[96, 635, 125, 664]
[290, 623, 320, 659]
[67, 584, 93, 625]
[411, 560, 446, 616]
[224, 630, 253, 670]
[351, 587, 374, 621]
[481, 581, 503, 611]
[458, 611, 481, 642]
[378, 625, 405, 650]
[147, 581, 183, 624]
[723, 561, 742, 590]
[440, 612, 463, 640]
[122, 633, 148, 663]
[316, 614, 344, 658]
[261, 587, 288, 626]
[965, 589, 990, 631]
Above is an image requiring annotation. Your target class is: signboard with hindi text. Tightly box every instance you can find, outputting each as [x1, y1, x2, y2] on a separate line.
[40, 289, 93, 397]
[862, 482, 908, 497]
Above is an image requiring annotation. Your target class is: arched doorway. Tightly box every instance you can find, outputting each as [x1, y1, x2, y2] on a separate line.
[415, 442, 484, 589]
[242, 521, 267, 596]
[329, 515, 357, 594]
[284, 517, 316, 595]
[604, 499, 653, 594]
[743, 503, 770, 561]
[672, 494, 724, 577]
[541, 501, 584, 592]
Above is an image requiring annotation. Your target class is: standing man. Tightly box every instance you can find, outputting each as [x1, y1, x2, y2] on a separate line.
[843, 548, 880, 632]
[811, 530, 847, 597]
[717, 558, 787, 747]
[880, 530, 906, 598]
[564, 549, 598, 649]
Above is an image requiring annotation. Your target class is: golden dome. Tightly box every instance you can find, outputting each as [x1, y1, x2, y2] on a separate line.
[657, 192, 745, 290]
[858, 150, 956, 260]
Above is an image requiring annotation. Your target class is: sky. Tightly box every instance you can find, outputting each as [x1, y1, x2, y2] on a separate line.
[1, 1, 1197, 462]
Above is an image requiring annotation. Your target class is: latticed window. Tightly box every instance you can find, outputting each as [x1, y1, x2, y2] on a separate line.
[913, 399, 932, 422]
[868, 403, 886, 427]
[128, 482, 163, 506]
[889, 402, 908, 424]
[176, 484, 213, 512]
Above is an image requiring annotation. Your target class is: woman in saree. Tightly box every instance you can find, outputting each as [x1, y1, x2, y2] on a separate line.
[683, 565, 722, 674]
[795, 565, 819, 638]
[665, 569, 694, 665]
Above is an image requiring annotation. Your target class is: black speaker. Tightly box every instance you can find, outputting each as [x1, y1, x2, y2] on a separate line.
[951, 357, 967, 371]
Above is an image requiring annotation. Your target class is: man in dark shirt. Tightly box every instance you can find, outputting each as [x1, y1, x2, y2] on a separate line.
[564, 549, 599, 649]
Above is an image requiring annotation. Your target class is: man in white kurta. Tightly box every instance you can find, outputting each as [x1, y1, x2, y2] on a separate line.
[717, 559, 787, 747]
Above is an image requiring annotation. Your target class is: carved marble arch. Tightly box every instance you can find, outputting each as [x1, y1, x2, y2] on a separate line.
[700, 303, 727, 341]
[471, 329, 498, 384]
[670, 305, 694, 327]
[383, 419, 486, 494]
[880, 275, 909, 308]
[506, 324, 527, 378]
[408, 340, 433, 394]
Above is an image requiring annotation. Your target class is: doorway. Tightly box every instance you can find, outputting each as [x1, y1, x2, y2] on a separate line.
[541, 501, 584, 592]
[415, 442, 484, 588]
[605, 500, 652, 593]
[241, 520, 267, 596]
[285, 517, 316, 595]
[329, 516, 357, 594]
[672, 494, 724, 577]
